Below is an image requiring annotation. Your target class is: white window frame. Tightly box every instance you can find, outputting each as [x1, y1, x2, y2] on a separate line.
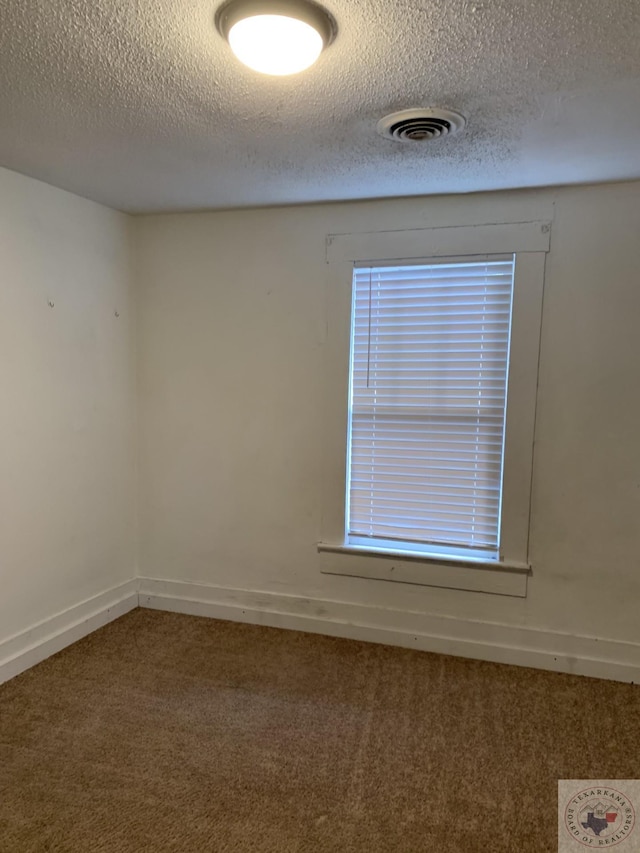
[318, 221, 550, 598]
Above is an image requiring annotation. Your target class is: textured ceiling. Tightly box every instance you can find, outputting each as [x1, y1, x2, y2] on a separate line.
[1, 0, 640, 212]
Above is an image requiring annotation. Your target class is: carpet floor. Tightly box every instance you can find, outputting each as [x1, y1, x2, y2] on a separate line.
[1, 609, 640, 852]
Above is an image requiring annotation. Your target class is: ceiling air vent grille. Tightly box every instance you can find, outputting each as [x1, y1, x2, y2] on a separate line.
[377, 108, 466, 142]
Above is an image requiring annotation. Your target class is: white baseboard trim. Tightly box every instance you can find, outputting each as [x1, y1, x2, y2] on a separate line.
[0, 580, 139, 686]
[138, 578, 640, 684]
[4, 576, 639, 686]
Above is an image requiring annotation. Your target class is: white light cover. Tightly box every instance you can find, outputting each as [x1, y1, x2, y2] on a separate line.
[228, 14, 324, 75]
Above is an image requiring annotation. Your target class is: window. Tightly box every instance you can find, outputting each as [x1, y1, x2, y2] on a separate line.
[319, 221, 550, 597]
[347, 257, 514, 561]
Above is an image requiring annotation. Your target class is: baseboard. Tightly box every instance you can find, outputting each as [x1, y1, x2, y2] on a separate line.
[138, 578, 640, 684]
[0, 580, 139, 686]
[5, 576, 640, 686]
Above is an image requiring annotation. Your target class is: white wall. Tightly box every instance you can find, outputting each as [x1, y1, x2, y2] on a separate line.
[0, 169, 136, 647]
[4, 167, 637, 680]
[135, 180, 640, 669]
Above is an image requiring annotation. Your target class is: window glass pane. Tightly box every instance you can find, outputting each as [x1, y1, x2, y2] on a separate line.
[346, 257, 515, 553]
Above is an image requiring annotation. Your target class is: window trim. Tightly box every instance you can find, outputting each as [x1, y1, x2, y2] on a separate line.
[318, 222, 550, 597]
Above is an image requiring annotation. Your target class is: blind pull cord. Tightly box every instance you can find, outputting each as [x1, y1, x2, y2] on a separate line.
[366, 267, 373, 389]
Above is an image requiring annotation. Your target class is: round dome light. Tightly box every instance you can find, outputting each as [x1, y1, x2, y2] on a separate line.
[216, 0, 336, 76]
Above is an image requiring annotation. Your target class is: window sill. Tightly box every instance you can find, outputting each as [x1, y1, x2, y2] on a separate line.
[317, 542, 529, 598]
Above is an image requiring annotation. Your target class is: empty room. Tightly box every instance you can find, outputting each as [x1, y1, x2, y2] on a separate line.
[1, 0, 640, 851]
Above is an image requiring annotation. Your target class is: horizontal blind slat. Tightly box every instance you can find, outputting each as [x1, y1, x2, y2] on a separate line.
[350, 477, 502, 492]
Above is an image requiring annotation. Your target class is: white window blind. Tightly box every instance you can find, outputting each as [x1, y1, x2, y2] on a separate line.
[347, 256, 515, 556]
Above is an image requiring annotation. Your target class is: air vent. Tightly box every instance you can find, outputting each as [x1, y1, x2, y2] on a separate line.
[377, 108, 466, 142]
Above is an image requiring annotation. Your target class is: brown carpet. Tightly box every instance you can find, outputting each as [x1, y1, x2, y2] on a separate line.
[1, 610, 639, 853]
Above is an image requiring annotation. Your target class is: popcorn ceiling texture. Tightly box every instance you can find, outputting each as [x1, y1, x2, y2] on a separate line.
[1, 0, 639, 212]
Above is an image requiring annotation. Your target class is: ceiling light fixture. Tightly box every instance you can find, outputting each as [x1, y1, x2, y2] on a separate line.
[216, 0, 337, 76]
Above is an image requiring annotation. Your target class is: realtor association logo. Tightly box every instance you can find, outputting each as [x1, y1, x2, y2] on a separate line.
[564, 786, 636, 847]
